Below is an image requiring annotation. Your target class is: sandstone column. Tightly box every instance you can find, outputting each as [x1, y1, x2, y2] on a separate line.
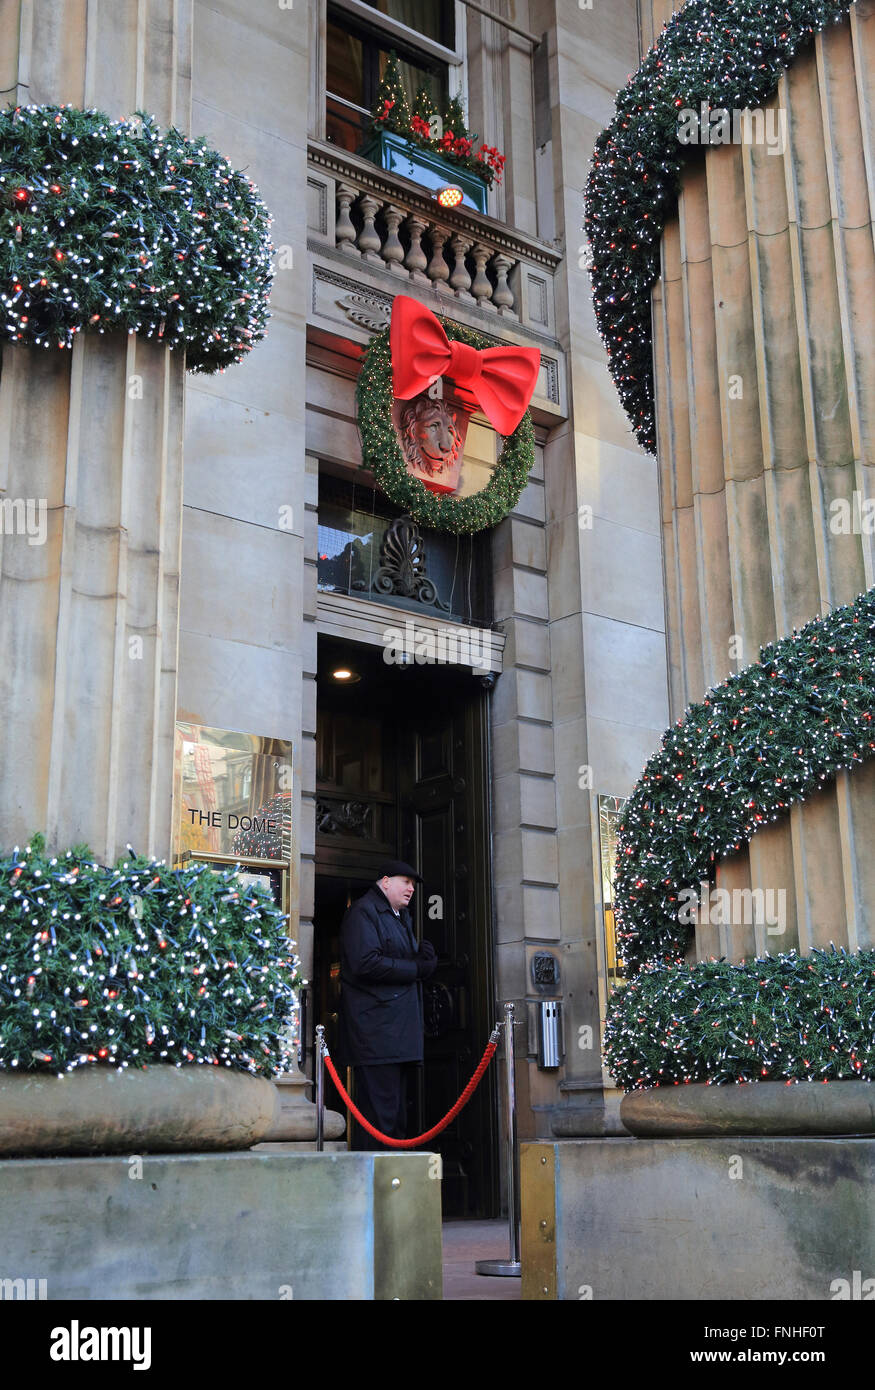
[0, 0, 191, 864]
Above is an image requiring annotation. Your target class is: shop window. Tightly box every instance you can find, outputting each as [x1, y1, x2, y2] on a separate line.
[326, 3, 453, 155]
[594, 794, 627, 1079]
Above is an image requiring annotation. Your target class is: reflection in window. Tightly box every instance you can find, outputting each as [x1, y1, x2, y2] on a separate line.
[598, 795, 627, 991]
[317, 476, 492, 626]
[325, 5, 451, 154]
[363, 0, 451, 45]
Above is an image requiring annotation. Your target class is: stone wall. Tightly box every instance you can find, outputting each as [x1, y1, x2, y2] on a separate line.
[179, 0, 311, 944]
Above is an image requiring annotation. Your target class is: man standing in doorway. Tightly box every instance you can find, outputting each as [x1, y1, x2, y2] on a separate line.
[338, 860, 438, 1149]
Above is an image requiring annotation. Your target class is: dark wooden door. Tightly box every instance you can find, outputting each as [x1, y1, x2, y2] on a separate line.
[397, 687, 497, 1219]
[314, 638, 497, 1217]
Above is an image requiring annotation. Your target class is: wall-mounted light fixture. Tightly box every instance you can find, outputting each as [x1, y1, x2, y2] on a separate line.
[435, 184, 464, 210]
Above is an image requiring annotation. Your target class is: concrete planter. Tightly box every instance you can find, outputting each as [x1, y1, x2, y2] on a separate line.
[0, 1065, 279, 1156]
[620, 1079, 875, 1137]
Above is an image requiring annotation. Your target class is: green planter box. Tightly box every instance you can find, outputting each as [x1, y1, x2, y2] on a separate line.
[361, 130, 488, 213]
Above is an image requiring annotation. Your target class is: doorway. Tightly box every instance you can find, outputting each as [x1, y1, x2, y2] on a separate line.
[313, 634, 498, 1218]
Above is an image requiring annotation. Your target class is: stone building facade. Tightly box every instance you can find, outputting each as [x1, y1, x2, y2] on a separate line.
[0, 0, 671, 1216]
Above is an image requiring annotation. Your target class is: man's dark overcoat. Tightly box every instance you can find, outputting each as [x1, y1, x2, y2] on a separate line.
[338, 884, 424, 1066]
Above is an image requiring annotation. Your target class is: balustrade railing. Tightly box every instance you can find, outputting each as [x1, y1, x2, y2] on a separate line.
[308, 141, 563, 337]
[334, 179, 519, 316]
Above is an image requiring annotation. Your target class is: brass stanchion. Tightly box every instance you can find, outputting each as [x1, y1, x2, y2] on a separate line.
[475, 1001, 521, 1277]
[315, 1023, 325, 1153]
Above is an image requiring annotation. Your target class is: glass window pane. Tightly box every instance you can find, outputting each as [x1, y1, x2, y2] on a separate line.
[327, 20, 365, 105]
[376, 46, 447, 114]
[364, 0, 452, 46]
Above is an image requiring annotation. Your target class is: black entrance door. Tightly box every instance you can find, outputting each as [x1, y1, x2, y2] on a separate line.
[313, 636, 498, 1218]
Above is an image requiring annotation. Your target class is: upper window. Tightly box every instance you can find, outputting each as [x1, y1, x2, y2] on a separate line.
[326, 2, 454, 154]
[362, 1, 452, 45]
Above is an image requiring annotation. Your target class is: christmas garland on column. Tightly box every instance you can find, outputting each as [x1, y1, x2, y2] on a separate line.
[614, 587, 875, 975]
[0, 103, 273, 372]
[585, 0, 855, 453]
[356, 320, 536, 534]
[604, 947, 875, 1089]
[0, 836, 300, 1075]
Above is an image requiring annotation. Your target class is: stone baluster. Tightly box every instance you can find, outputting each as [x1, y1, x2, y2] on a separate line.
[449, 234, 474, 302]
[404, 213, 429, 283]
[335, 182, 359, 256]
[491, 252, 517, 317]
[356, 193, 383, 264]
[381, 203, 407, 276]
[426, 225, 453, 296]
[471, 243, 494, 310]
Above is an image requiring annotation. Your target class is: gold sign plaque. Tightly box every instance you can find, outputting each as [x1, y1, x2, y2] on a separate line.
[173, 721, 293, 881]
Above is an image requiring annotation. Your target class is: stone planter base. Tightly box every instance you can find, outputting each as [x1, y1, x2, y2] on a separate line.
[0, 1065, 278, 1156]
[522, 1136, 875, 1300]
[0, 1151, 442, 1299]
[620, 1079, 875, 1137]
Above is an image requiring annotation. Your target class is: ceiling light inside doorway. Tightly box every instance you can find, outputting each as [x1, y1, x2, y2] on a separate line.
[330, 667, 360, 683]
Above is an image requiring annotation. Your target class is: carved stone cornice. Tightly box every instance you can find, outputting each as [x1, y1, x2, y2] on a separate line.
[307, 139, 563, 273]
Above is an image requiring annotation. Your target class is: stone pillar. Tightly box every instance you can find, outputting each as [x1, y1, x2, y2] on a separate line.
[649, 5, 875, 960]
[0, 0, 191, 863]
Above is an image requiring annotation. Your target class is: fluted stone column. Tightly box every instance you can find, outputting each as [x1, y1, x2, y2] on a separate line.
[0, 0, 191, 864]
[648, 3, 875, 960]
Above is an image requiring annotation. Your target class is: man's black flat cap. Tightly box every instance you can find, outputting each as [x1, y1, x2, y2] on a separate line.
[378, 859, 423, 882]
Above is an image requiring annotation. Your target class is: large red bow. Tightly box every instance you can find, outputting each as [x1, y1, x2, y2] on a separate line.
[390, 295, 540, 437]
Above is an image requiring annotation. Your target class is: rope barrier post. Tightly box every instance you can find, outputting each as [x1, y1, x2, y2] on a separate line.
[475, 1001, 521, 1278]
[315, 1024, 325, 1153]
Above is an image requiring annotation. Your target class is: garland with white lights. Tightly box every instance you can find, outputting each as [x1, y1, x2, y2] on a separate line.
[585, 0, 855, 453]
[0, 103, 273, 372]
[604, 947, 875, 1090]
[614, 587, 875, 975]
[356, 321, 535, 534]
[0, 836, 300, 1076]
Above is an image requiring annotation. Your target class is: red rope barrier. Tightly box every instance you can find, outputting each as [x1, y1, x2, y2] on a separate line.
[322, 1036, 499, 1149]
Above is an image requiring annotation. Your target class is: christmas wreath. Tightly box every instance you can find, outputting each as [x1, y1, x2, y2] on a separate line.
[0, 103, 273, 372]
[613, 587, 875, 975]
[585, 0, 855, 453]
[356, 319, 535, 534]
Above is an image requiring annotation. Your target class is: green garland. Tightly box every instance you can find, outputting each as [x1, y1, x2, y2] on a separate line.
[356, 321, 535, 534]
[0, 103, 273, 372]
[614, 587, 875, 975]
[0, 836, 300, 1076]
[604, 947, 875, 1089]
[585, 0, 855, 453]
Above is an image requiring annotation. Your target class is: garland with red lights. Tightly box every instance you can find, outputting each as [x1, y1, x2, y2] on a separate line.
[604, 947, 875, 1089]
[614, 587, 875, 976]
[0, 835, 300, 1076]
[585, 0, 855, 452]
[0, 103, 273, 372]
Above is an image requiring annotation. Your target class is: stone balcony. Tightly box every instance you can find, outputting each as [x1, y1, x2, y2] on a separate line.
[306, 140, 566, 420]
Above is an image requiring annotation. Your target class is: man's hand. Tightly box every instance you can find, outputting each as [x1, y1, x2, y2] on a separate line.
[416, 938, 438, 980]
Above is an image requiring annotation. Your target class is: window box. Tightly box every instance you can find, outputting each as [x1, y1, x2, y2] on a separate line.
[360, 130, 488, 213]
